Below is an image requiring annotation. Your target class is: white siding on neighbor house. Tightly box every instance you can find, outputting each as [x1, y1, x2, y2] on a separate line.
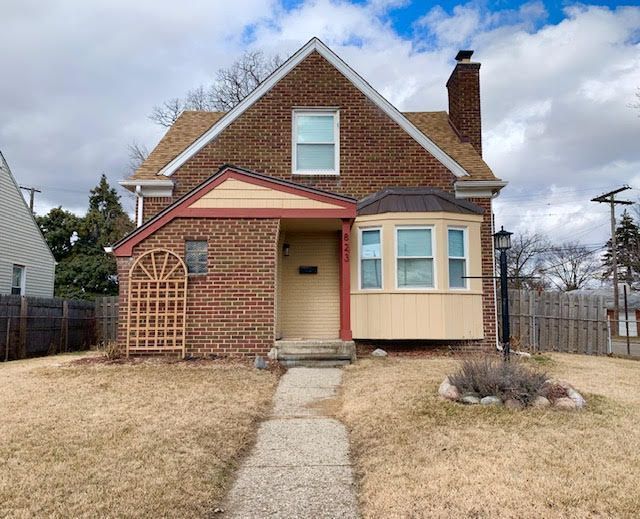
[0, 152, 55, 297]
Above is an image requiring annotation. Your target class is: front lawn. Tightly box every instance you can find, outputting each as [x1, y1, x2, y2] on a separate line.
[0, 353, 278, 517]
[339, 353, 640, 518]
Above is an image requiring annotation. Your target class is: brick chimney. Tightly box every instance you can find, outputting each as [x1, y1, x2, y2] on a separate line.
[447, 50, 482, 156]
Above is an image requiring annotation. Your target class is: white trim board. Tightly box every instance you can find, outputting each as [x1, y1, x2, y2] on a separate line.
[157, 37, 470, 179]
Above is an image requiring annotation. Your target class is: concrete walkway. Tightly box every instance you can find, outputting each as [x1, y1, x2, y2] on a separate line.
[223, 367, 359, 518]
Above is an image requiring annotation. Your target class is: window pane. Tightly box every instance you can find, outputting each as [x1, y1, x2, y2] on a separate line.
[361, 259, 382, 289]
[398, 229, 431, 257]
[12, 266, 22, 288]
[296, 144, 335, 170]
[398, 258, 433, 288]
[297, 115, 334, 143]
[361, 230, 381, 259]
[448, 229, 465, 257]
[185, 241, 207, 274]
[449, 258, 466, 288]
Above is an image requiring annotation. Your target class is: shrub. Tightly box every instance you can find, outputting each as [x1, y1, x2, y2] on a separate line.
[449, 356, 547, 406]
[101, 341, 122, 360]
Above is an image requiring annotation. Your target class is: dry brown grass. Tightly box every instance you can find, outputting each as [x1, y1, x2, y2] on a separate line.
[0, 353, 278, 518]
[338, 353, 640, 518]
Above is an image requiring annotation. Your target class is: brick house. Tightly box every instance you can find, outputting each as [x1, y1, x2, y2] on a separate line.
[110, 38, 507, 361]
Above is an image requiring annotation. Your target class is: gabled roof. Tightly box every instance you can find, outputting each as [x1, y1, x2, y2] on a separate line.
[0, 150, 56, 264]
[127, 110, 497, 182]
[153, 38, 471, 179]
[357, 187, 484, 216]
[133, 111, 225, 179]
[112, 165, 357, 256]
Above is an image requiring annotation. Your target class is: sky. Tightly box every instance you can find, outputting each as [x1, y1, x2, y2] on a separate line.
[1, 0, 639, 248]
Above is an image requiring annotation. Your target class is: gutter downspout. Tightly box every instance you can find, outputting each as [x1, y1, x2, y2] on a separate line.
[135, 185, 143, 228]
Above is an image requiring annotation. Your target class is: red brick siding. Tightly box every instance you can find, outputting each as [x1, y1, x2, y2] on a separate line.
[131, 50, 496, 354]
[117, 218, 279, 357]
[446, 62, 482, 156]
[142, 51, 462, 221]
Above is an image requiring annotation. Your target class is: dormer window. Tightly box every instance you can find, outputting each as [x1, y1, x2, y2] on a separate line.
[292, 110, 339, 175]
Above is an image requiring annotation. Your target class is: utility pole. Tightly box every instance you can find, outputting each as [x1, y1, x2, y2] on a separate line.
[591, 186, 633, 328]
[19, 186, 41, 213]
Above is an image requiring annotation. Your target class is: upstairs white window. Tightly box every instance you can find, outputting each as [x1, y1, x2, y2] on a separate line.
[360, 228, 382, 289]
[293, 111, 339, 175]
[11, 265, 25, 295]
[396, 228, 434, 289]
[448, 228, 467, 289]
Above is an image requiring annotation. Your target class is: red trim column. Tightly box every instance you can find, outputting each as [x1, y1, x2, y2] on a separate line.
[339, 218, 353, 341]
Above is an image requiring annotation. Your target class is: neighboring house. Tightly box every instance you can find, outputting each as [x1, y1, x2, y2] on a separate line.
[111, 38, 507, 360]
[569, 285, 640, 336]
[0, 151, 55, 297]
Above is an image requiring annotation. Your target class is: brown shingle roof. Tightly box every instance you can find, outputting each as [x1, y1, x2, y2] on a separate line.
[130, 111, 225, 180]
[403, 111, 497, 180]
[128, 110, 497, 181]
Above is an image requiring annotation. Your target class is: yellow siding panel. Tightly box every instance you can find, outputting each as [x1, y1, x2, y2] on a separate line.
[190, 178, 344, 210]
[279, 232, 340, 339]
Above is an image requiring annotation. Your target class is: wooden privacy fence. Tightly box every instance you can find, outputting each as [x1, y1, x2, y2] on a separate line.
[95, 296, 119, 344]
[0, 295, 95, 360]
[0, 295, 120, 361]
[500, 289, 609, 355]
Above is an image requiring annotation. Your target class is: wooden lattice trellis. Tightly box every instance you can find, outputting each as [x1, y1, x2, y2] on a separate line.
[126, 249, 188, 358]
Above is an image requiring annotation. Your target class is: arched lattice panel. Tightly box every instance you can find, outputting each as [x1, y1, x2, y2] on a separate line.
[126, 249, 188, 358]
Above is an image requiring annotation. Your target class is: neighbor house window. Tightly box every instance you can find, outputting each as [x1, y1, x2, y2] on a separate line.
[11, 265, 25, 295]
[292, 110, 339, 174]
[396, 228, 434, 289]
[360, 228, 382, 289]
[185, 241, 207, 274]
[448, 228, 467, 289]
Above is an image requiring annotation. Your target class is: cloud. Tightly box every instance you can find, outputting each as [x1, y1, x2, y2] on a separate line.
[1, 0, 638, 246]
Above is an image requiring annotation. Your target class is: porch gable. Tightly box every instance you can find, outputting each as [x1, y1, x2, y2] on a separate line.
[111, 165, 356, 257]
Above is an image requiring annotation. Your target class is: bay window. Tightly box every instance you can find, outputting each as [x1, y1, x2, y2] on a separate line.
[360, 228, 382, 289]
[396, 228, 434, 289]
[293, 110, 339, 174]
[448, 228, 467, 288]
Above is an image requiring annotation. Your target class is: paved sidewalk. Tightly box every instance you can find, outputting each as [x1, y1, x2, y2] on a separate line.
[223, 367, 359, 518]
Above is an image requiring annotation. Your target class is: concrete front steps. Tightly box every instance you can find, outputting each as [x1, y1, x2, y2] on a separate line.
[270, 339, 356, 367]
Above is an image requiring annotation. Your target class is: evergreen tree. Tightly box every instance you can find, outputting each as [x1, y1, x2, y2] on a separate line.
[602, 210, 640, 286]
[38, 175, 134, 299]
[36, 207, 80, 262]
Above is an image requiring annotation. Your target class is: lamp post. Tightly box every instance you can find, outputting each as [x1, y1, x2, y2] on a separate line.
[494, 226, 513, 361]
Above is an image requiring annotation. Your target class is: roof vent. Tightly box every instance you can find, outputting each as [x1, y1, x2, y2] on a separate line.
[455, 50, 474, 62]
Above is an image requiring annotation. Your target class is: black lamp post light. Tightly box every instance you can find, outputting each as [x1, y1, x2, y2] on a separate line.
[494, 226, 513, 361]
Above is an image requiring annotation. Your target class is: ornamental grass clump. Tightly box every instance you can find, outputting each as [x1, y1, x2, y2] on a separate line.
[449, 356, 547, 406]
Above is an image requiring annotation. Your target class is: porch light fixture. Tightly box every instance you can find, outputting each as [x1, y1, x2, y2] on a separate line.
[283, 243, 290, 256]
[493, 226, 512, 361]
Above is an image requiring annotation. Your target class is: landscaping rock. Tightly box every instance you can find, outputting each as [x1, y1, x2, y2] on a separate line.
[532, 396, 551, 408]
[461, 394, 481, 405]
[554, 397, 577, 410]
[504, 398, 524, 410]
[254, 356, 268, 370]
[480, 396, 502, 406]
[567, 388, 587, 409]
[438, 377, 460, 401]
[371, 348, 388, 357]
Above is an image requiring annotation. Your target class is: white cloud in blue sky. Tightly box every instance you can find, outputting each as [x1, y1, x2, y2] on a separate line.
[0, 0, 638, 245]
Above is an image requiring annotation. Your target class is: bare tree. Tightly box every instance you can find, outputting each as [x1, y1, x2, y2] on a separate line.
[127, 141, 149, 173]
[500, 233, 551, 289]
[543, 243, 602, 291]
[149, 50, 284, 127]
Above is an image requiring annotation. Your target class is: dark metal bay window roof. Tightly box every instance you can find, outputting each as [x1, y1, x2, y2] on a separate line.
[357, 187, 484, 216]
